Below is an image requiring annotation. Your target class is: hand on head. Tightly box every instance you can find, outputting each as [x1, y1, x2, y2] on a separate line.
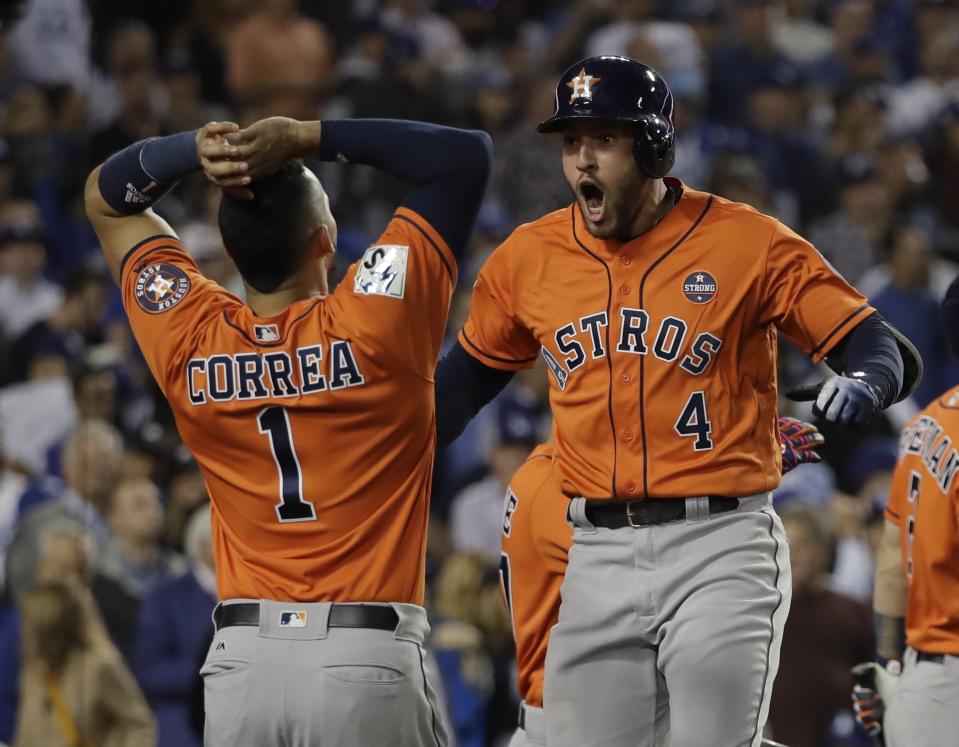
[197, 117, 316, 201]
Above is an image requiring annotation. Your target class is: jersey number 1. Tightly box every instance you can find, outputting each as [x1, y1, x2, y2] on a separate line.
[257, 406, 317, 523]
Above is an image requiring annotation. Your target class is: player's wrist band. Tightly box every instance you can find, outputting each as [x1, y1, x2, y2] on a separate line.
[98, 130, 200, 215]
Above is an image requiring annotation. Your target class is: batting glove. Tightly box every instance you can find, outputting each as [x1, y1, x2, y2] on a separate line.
[851, 660, 900, 742]
[778, 416, 824, 474]
[787, 375, 882, 425]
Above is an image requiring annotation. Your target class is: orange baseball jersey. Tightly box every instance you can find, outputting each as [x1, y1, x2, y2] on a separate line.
[500, 444, 571, 707]
[885, 385, 959, 654]
[461, 179, 873, 499]
[120, 207, 455, 604]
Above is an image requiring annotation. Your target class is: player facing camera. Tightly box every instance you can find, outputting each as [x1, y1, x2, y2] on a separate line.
[538, 55, 676, 241]
[217, 160, 337, 297]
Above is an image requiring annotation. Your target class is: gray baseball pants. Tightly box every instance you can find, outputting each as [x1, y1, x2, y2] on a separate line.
[508, 702, 546, 746]
[885, 647, 959, 747]
[201, 600, 447, 747]
[544, 493, 791, 747]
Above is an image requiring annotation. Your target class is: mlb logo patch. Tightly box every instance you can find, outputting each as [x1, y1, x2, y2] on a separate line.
[683, 271, 717, 304]
[354, 244, 409, 299]
[279, 611, 308, 628]
[254, 323, 280, 342]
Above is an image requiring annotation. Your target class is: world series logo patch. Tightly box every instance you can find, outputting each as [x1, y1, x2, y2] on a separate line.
[135, 263, 190, 314]
[683, 271, 717, 304]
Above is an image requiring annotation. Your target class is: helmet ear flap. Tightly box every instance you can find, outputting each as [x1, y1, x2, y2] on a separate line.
[633, 117, 675, 179]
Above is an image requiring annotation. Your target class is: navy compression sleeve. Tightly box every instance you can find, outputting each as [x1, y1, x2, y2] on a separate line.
[317, 120, 492, 260]
[97, 131, 200, 215]
[825, 312, 904, 408]
[435, 340, 515, 448]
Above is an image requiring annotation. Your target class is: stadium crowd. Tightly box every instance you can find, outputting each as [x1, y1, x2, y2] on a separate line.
[0, 0, 957, 745]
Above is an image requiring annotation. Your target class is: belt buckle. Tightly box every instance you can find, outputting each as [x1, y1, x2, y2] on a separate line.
[625, 500, 643, 528]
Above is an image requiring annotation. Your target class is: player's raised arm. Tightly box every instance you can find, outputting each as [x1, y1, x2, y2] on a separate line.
[222, 117, 493, 262]
[84, 122, 242, 281]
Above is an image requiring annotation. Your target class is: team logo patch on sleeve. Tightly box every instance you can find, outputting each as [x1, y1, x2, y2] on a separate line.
[354, 244, 409, 299]
[135, 263, 191, 313]
[683, 271, 717, 304]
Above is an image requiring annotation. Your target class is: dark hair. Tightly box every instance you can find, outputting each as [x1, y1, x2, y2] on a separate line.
[218, 161, 319, 293]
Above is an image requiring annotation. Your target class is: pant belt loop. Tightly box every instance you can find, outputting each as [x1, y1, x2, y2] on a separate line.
[685, 496, 710, 523]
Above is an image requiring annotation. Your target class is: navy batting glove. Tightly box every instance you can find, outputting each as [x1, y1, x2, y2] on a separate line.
[851, 683, 884, 739]
[786, 375, 882, 425]
[778, 416, 824, 473]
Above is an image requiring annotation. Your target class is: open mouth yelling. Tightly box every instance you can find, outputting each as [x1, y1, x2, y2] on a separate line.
[579, 180, 606, 223]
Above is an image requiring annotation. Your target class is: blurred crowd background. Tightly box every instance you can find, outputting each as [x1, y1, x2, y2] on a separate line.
[0, 0, 957, 745]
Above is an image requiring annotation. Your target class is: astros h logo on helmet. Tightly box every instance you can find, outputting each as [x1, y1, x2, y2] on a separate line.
[567, 68, 601, 104]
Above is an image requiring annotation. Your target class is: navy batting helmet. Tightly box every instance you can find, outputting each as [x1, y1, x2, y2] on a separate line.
[537, 56, 675, 179]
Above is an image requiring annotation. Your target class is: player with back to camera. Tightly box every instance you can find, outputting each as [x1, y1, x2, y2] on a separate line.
[851, 275, 959, 747]
[433, 55, 922, 747]
[84, 114, 491, 746]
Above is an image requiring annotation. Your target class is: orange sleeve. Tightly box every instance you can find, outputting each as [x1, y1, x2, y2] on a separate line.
[760, 222, 874, 363]
[120, 235, 236, 394]
[329, 207, 457, 380]
[458, 235, 539, 371]
[884, 436, 914, 526]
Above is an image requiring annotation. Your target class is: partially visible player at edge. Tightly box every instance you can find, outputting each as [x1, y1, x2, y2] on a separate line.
[85, 116, 491, 746]
[434, 55, 921, 747]
[500, 418, 826, 747]
[852, 275, 959, 747]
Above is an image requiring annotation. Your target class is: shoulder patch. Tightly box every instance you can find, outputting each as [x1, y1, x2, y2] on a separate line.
[135, 263, 191, 314]
[354, 244, 409, 299]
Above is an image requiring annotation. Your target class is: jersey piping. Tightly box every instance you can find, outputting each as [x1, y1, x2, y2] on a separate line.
[461, 329, 539, 365]
[638, 194, 714, 497]
[395, 213, 455, 284]
[570, 205, 617, 497]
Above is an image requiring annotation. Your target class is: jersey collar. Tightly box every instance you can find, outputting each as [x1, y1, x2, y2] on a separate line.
[571, 178, 708, 262]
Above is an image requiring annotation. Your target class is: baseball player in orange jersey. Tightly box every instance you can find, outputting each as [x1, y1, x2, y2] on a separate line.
[84, 115, 492, 746]
[434, 55, 921, 747]
[851, 276, 959, 747]
[500, 420, 825, 747]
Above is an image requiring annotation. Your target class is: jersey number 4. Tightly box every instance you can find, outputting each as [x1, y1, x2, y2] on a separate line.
[674, 391, 713, 451]
[257, 406, 317, 523]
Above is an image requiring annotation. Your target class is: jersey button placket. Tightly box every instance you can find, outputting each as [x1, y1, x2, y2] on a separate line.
[623, 430, 634, 442]
[625, 481, 636, 493]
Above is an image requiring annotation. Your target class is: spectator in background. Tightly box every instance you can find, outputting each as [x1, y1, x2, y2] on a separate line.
[431, 552, 501, 747]
[87, 24, 164, 169]
[6, 421, 122, 601]
[707, 1, 799, 125]
[225, 0, 334, 122]
[95, 478, 186, 660]
[869, 226, 951, 406]
[884, 25, 959, 140]
[808, 156, 892, 285]
[3, 269, 106, 384]
[769, 506, 874, 747]
[8, 0, 92, 92]
[0, 200, 62, 343]
[14, 582, 155, 747]
[161, 459, 208, 553]
[85, 19, 157, 132]
[449, 399, 540, 563]
[134, 504, 215, 747]
[0, 522, 108, 744]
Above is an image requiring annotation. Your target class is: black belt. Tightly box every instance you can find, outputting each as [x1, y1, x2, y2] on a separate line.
[214, 603, 399, 632]
[916, 651, 945, 664]
[584, 496, 740, 529]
